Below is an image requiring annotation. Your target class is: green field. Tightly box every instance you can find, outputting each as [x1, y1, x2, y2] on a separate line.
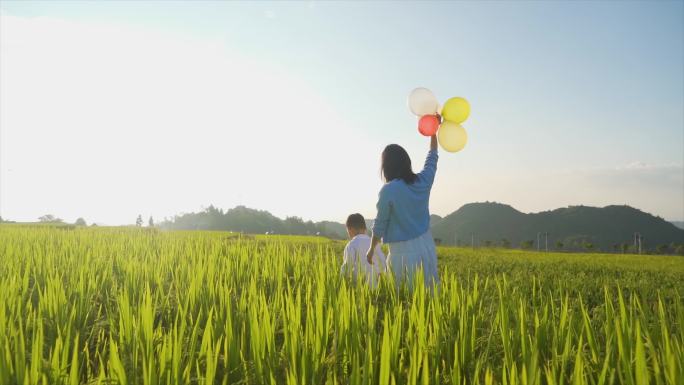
[0, 226, 682, 384]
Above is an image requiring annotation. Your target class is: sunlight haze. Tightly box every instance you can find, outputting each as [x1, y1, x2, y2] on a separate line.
[1, 1, 682, 225]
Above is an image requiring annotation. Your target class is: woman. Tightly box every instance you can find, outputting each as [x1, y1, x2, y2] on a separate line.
[366, 133, 439, 288]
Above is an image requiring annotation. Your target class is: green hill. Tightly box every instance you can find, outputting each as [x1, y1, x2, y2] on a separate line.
[431, 202, 684, 252]
[430, 214, 443, 227]
[159, 202, 683, 253]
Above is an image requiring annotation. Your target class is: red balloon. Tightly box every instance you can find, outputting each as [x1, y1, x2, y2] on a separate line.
[418, 115, 439, 136]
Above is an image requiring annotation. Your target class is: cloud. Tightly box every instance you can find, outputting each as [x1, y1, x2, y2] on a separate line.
[584, 163, 683, 190]
[616, 161, 682, 171]
[264, 9, 277, 19]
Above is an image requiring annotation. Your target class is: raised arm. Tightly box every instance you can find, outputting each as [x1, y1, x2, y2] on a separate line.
[417, 135, 439, 185]
[430, 115, 440, 151]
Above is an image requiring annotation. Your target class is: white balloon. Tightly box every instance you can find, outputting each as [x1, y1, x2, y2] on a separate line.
[407, 87, 439, 117]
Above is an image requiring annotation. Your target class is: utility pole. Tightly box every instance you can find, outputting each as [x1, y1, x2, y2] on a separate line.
[537, 232, 541, 251]
[634, 232, 642, 254]
[544, 232, 549, 252]
[634, 232, 637, 251]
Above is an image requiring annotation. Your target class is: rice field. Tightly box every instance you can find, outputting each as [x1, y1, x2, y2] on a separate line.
[0, 225, 682, 384]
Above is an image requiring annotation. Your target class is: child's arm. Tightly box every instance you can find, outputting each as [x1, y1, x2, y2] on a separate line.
[341, 243, 353, 275]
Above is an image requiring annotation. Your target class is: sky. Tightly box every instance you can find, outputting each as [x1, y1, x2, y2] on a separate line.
[0, 1, 682, 225]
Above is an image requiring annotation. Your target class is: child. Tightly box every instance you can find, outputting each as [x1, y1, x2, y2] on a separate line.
[341, 213, 387, 286]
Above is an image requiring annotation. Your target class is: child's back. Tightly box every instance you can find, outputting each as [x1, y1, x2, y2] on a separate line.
[342, 234, 387, 285]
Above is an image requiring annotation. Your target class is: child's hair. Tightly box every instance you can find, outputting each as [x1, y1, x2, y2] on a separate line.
[381, 144, 417, 184]
[346, 213, 366, 230]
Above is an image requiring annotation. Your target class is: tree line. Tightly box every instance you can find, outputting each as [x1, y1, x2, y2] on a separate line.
[158, 205, 347, 239]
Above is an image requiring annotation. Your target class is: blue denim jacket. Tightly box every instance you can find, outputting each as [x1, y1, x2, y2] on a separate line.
[372, 149, 438, 243]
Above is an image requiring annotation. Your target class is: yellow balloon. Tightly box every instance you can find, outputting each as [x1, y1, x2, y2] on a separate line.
[442, 97, 470, 124]
[438, 121, 468, 152]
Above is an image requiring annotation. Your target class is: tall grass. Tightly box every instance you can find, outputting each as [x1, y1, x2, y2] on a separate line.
[0, 226, 682, 384]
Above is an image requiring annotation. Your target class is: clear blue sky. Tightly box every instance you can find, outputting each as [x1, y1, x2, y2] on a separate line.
[1, 1, 682, 224]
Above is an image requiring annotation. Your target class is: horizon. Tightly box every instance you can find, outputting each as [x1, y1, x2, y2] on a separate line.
[1, 1, 683, 225]
[4, 201, 683, 228]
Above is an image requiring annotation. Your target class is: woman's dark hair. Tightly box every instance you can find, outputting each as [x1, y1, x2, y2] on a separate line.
[345, 213, 366, 230]
[381, 144, 417, 184]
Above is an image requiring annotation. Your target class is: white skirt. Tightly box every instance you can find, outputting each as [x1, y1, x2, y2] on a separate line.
[387, 230, 439, 287]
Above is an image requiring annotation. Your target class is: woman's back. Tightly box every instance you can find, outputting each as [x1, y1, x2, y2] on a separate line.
[372, 149, 438, 243]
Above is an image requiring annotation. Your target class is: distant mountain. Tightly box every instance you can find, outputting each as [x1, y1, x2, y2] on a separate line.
[430, 214, 443, 227]
[431, 202, 684, 252]
[159, 202, 684, 253]
[672, 221, 684, 230]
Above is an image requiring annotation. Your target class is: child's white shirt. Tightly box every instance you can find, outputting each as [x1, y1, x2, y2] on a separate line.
[341, 234, 387, 283]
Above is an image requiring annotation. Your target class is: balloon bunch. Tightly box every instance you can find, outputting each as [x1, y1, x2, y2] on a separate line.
[408, 87, 470, 153]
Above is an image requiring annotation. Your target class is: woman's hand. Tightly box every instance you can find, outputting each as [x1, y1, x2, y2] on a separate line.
[367, 235, 382, 264]
[430, 114, 440, 151]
